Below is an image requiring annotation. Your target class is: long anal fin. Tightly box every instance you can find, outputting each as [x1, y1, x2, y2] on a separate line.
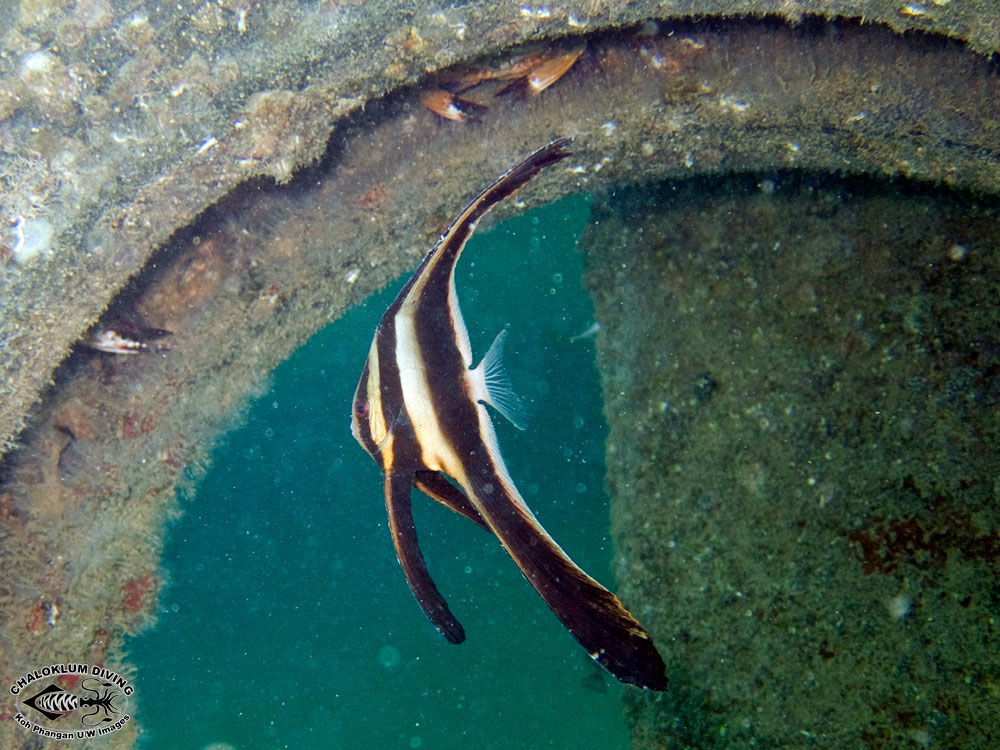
[414, 470, 490, 531]
[385, 471, 465, 644]
[466, 463, 668, 690]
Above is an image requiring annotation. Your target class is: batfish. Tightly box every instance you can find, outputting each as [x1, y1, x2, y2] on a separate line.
[350, 137, 667, 690]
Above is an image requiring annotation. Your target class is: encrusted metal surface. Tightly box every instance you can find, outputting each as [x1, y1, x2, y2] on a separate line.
[582, 173, 1000, 748]
[1, 6, 999, 748]
[1, 0, 999, 453]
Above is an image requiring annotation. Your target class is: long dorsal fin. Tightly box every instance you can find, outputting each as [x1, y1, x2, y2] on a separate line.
[474, 329, 527, 430]
[460, 454, 668, 690]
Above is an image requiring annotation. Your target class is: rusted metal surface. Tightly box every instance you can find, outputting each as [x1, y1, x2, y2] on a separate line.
[1, 0, 999, 454]
[1, 9, 999, 748]
[583, 173, 1000, 748]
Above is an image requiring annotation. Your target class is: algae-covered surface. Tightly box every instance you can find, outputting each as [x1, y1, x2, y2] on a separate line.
[2, 1, 1000, 454]
[583, 175, 1000, 747]
[126, 196, 632, 748]
[2, 4, 1000, 749]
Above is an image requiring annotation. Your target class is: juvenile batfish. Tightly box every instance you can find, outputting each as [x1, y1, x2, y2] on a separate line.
[350, 137, 668, 690]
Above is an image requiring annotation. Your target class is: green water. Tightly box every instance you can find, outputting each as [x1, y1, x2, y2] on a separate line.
[126, 195, 630, 749]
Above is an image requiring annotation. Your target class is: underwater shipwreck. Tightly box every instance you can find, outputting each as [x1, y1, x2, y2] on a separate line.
[2, 0, 999, 747]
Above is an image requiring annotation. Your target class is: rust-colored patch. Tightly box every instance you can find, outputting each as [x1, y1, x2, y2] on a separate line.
[122, 413, 155, 439]
[26, 601, 47, 635]
[142, 230, 229, 324]
[356, 184, 390, 211]
[54, 399, 101, 441]
[121, 573, 156, 614]
[58, 673, 80, 689]
[848, 502, 1000, 576]
[0, 490, 25, 530]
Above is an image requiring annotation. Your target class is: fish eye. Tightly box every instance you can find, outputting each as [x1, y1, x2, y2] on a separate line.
[355, 400, 369, 418]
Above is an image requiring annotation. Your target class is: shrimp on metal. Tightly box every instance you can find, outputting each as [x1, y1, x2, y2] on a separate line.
[495, 45, 585, 97]
[420, 44, 585, 120]
[420, 89, 488, 123]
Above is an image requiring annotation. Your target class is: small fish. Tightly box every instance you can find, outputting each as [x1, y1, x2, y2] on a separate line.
[84, 320, 172, 354]
[85, 328, 146, 354]
[351, 138, 667, 690]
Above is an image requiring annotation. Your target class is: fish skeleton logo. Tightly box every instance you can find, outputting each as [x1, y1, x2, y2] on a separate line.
[9, 664, 133, 740]
[23, 679, 121, 725]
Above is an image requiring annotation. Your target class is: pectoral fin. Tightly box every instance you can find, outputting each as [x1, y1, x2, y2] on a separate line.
[384, 470, 465, 644]
[473, 329, 527, 430]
